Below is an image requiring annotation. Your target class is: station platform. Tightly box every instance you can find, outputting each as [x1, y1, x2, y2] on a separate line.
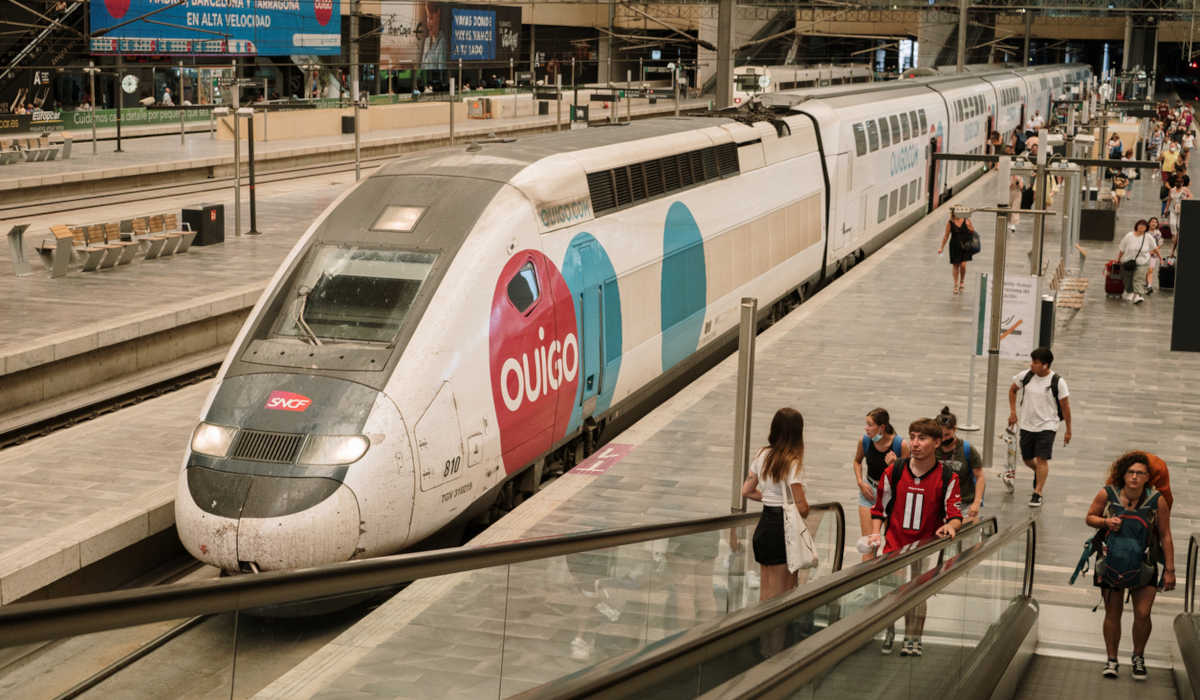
[0, 96, 709, 204]
[251, 163, 1199, 696]
[0, 129, 1194, 694]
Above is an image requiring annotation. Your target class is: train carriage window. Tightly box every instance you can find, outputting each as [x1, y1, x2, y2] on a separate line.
[878, 195, 888, 223]
[889, 115, 901, 143]
[899, 182, 908, 207]
[909, 110, 921, 136]
[507, 262, 540, 313]
[853, 123, 868, 156]
[866, 120, 880, 151]
[877, 117, 891, 148]
[910, 178, 920, 205]
[270, 246, 438, 345]
[888, 190, 899, 217]
[954, 101, 961, 121]
[918, 109, 927, 132]
[900, 112, 911, 140]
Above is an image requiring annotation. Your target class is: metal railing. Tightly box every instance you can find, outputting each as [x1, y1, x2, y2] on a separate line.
[1173, 533, 1200, 699]
[699, 517, 1035, 699]
[516, 517, 1002, 699]
[0, 502, 844, 647]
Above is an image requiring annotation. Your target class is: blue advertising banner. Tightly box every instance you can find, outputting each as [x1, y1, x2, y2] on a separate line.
[90, 0, 341, 56]
[381, 3, 519, 69]
[448, 9, 494, 61]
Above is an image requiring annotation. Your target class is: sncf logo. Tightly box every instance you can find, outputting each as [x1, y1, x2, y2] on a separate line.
[265, 390, 313, 412]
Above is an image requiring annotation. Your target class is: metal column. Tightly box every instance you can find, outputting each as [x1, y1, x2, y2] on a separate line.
[731, 297, 757, 514]
[716, 0, 734, 109]
[957, 0, 968, 72]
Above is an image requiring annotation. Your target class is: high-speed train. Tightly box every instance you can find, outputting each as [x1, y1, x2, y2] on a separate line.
[177, 62, 1090, 574]
[732, 64, 874, 106]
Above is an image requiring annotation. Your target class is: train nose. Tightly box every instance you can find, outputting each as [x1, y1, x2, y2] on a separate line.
[177, 467, 361, 571]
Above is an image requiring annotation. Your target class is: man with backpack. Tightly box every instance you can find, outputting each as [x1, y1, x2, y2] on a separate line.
[1007, 347, 1072, 507]
[868, 418, 963, 657]
[1084, 451, 1175, 680]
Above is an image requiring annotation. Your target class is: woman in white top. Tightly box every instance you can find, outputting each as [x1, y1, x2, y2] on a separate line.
[741, 407, 809, 603]
[1117, 219, 1159, 304]
[1168, 178, 1191, 238]
[1146, 218, 1164, 293]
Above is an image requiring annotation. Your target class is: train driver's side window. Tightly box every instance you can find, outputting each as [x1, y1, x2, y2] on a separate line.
[507, 262, 540, 313]
[853, 123, 867, 156]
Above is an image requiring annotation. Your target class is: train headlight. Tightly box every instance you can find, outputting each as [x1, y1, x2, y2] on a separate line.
[298, 435, 370, 465]
[191, 422, 237, 457]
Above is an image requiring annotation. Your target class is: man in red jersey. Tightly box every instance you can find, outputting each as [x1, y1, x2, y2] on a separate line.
[868, 418, 963, 657]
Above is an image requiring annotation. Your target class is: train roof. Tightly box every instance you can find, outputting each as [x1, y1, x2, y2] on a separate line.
[373, 116, 736, 182]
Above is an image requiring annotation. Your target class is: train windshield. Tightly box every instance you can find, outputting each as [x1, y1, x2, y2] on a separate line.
[734, 74, 761, 92]
[272, 244, 437, 345]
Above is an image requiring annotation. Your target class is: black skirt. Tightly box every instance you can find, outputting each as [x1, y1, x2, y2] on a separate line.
[753, 506, 788, 566]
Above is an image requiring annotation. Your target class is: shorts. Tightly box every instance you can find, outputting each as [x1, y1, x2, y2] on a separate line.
[858, 476, 879, 508]
[1019, 429, 1056, 461]
[1096, 561, 1160, 592]
[752, 506, 787, 566]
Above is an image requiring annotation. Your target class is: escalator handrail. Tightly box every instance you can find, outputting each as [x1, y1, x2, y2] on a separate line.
[0, 502, 844, 647]
[514, 516, 999, 699]
[699, 518, 1036, 700]
[1186, 533, 1200, 613]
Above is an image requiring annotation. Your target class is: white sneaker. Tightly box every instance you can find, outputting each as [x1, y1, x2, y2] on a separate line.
[595, 600, 621, 622]
[1133, 294, 1145, 304]
[1122, 292, 1134, 301]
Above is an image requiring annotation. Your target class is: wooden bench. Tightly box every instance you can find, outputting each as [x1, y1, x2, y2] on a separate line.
[163, 212, 196, 253]
[81, 223, 122, 271]
[147, 214, 183, 256]
[132, 216, 167, 259]
[104, 221, 139, 266]
[33, 225, 78, 278]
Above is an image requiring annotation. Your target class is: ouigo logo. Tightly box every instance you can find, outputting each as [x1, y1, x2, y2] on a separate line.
[265, 390, 313, 412]
[488, 251, 579, 474]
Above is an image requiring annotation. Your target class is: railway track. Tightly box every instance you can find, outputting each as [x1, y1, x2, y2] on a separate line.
[0, 154, 393, 221]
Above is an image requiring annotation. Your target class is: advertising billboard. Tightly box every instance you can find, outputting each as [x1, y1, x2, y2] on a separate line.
[89, 0, 342, 56]
[381, 2, 520, 69]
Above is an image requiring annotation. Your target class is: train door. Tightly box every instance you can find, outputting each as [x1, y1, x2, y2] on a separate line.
[570, 238, 603, 417]
[926, 136, 940, 213]
[832, 152, 855, 255]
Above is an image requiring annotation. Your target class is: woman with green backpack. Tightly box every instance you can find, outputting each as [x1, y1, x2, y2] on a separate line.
[1085, 451, 1176, 681]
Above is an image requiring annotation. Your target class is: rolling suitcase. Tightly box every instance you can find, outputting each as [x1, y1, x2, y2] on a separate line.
[1160, 256, 1176, 289]
[1105, 260, 1126, 296]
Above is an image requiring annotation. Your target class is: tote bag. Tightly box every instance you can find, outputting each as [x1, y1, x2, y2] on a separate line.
[782, 479, 819, 572]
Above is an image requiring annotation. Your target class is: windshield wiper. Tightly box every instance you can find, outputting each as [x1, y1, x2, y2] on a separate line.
[294, 286, 323, 347]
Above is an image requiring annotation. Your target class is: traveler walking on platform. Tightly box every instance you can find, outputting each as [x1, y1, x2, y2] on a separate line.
[1087, 451, 1175, 680]
[1167, 175, 1191, 245]
[1008, 167, 1023, 231]
[1117, 219, 1158, 304]
[938, 206, 977, 295]
[852, 408, 908, 562]
[868, 418, 963, 657]
[935, 407, 984, 522]
[742, 408, 809, 603]
[1007, 347, 1072, 507]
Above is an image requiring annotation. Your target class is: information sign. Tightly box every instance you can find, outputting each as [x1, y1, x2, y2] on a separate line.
[975, 274, 1040, 360]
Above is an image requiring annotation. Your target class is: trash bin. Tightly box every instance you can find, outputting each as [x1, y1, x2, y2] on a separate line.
[183, 203, 225, 246]
[341, 115, 355, 134]
[570, 104, 589, 122]
[538, 100, 550, 115]
[1079, 201, 1116, 242]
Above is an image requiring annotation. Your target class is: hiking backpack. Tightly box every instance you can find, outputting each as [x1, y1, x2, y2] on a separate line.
[1071, 486, 1162, 589]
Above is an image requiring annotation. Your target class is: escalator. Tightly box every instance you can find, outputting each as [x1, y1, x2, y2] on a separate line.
[1, 508, 1196, 698]
[518, 519, 1198, 700]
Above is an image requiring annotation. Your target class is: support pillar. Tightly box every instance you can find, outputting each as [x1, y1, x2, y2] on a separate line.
[1123, 14, 1133, 71]
[956, 0, 968, 72]
[1023, 11, 1032, 66]
[716, 0, 734, 109]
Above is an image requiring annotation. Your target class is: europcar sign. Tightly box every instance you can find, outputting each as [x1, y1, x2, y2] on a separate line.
[90, 0, 342, 56]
